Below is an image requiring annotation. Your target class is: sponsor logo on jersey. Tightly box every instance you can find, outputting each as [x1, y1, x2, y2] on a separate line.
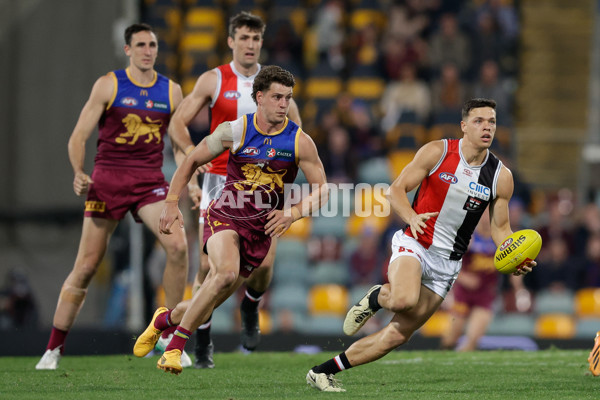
[223, 90, 241, 100]
[467, 182, 491, 200]
[439, 172, 458, 184]
[242, 147, 260, 156]
[463, 195, 486, 211]
[463, 168, 473, 177]
[145, 100, 168, 110]
[266, 148, 276, 158]
[276, 150, 293, 158]
[121, 97, 138, 106]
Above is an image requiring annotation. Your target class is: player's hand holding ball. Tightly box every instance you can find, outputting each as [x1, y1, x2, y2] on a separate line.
[494, 229, 542, 275]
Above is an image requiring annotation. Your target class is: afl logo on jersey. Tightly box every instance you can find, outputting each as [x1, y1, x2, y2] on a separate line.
[121, 97, 138, 106]
[223, 90, 241, 100]
[266, 148, 276, 158]
[439, 172, 458, 184]
[242, 147, 260, 156]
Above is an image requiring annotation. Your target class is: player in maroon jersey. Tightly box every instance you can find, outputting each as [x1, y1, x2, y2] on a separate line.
[35, 23, 196, 370]
[133, 65, 328, 375]
[306, 98, 536, 392]
[166, 11, 302, 368]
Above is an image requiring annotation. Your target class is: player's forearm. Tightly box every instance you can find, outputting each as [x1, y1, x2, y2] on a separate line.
[67, 135, 86, 174]
[167, 140, 215, 199]
[386, 184, 417, 225]
[167, 120, 194, 159]
[293, 183, 329, 220]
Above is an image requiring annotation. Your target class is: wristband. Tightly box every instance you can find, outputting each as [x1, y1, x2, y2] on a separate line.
[184, 145, 195, 155]
[165, 194, 179, 203]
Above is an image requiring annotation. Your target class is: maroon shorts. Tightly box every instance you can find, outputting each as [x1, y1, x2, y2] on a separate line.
[84, 166, 168, 222]
[450, 283, 497, 316]
[203, 208, 271, 278]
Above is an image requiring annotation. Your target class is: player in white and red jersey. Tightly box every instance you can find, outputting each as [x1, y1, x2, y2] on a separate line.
[306, 98, 538, 393]
[166, 11, 301, 368]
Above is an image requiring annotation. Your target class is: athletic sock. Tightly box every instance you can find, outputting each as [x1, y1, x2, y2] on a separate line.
[47, 327, 68, 354]
[241, 287, 264, 313]
[196, 315, 212, 347]
[165, 326, 192, 353]
[369, 287, 382, 312]
[161, 325, 176, 339]
[154, 309, 173, 332]
[312, 352, 352, 375]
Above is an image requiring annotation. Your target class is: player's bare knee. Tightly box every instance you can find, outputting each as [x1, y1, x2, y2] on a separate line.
[164, 239, 187, 262]
[382, 325, 411, 349]
[212, 269, 238, 291]
[387, 296, 418, 314]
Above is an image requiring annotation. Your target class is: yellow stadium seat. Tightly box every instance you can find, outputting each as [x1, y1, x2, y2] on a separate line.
[420, 310, 451, 337]
[534, 313, 576, 339]
[346, 77, 386, 101]
[156, 283, 194, 308]
[258, 309, 273, 334]
[304, 77, 343, 99]
[308, 284, 349, 316]
[347, 214, 389, 237]
[575, 288, 600, 317]
[388, 149, 417, 178]
[184, 7, 224, 31]
[180, 32, 218, 53]
[349, 9, 385, 31]
[386, 124, 427, 149]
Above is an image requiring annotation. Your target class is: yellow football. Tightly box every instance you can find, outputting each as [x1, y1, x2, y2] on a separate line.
[494, 229, 542, 274]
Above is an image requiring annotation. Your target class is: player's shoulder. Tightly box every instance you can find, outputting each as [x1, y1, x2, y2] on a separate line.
[416, 139, 445, 162]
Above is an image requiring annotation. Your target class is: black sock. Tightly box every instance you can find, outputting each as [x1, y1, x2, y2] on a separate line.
[312, 352, 352, 375]
[241, 287, 264, 312]
[195, 314, 212, 347]
[369, 287, 382, 312]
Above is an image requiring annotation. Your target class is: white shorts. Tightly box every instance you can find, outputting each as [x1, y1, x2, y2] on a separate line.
[388, 230, 461, 298]
[199, 172, 226, 224]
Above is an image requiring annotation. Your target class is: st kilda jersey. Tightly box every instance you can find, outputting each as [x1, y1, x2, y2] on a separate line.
[406, 138, 503, 261]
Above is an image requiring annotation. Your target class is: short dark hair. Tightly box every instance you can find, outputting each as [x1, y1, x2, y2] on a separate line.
[462, 98, 497, 120]
[228, 11, 266, 38]
[124, 23, 155, 46]
[251, 65, 296, 103]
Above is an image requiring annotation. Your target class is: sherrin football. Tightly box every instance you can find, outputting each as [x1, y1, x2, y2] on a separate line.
[494, 229, 542, 274]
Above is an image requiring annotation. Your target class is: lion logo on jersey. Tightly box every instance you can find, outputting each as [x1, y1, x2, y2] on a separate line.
[116, 114, 162, 145]
[234, 164, 287, 193]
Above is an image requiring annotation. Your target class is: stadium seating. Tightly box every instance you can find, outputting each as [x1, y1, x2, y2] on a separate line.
[308, 284, 349, 316]
[301, 315, 345, 335]
[575, 288, 600, 317]
[307, 261, 349, 286]
[533, 289, 575, 315]
[419, 310, 451, 337]
[357, 157, 392, 185]
[270, 284, 308, 314]
[487, 313, 536, 336]
[575, 317, 600, 339]
[534, 313, 576, 339]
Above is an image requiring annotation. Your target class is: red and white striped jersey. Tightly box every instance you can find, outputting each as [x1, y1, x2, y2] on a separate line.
[406, 138, 503, 260]
[208, 62, 260, 175]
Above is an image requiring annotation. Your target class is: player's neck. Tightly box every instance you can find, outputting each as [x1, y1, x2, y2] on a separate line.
[255, 111, 284, 134]
[461, 140, 487, 166]
[127, 66, 156, 85]
[233, 60, 259, 77]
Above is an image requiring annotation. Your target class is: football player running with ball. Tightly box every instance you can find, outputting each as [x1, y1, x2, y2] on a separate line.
[306, 98, 537, 392]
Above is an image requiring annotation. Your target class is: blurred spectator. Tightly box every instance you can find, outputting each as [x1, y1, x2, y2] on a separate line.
[471, 59, 511, 117]
[470, 11, 505, 76]
[380, 62, 432, 129]
[314, 0, 346, 72]
[348, 23, 382, 72]
[573, 202, 600, 256]
[347, 102, 384, 161]
[320, 125, 357, 184]
[385, 3, 430, 40]
[0, 268, 38, 329]
[264, 21, 304, 74]
[576, 233, 600, 288]
[381, 35, 424, 81]
[428, 13, 471, 76]
[349, 227, 382, 286]
[527, 236, 577, 292]
[430, 62, 468, 120]
[536, 189, 576, 258]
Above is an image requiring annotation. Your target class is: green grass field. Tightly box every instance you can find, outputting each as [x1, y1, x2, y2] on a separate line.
[1, 350, 598, 399]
